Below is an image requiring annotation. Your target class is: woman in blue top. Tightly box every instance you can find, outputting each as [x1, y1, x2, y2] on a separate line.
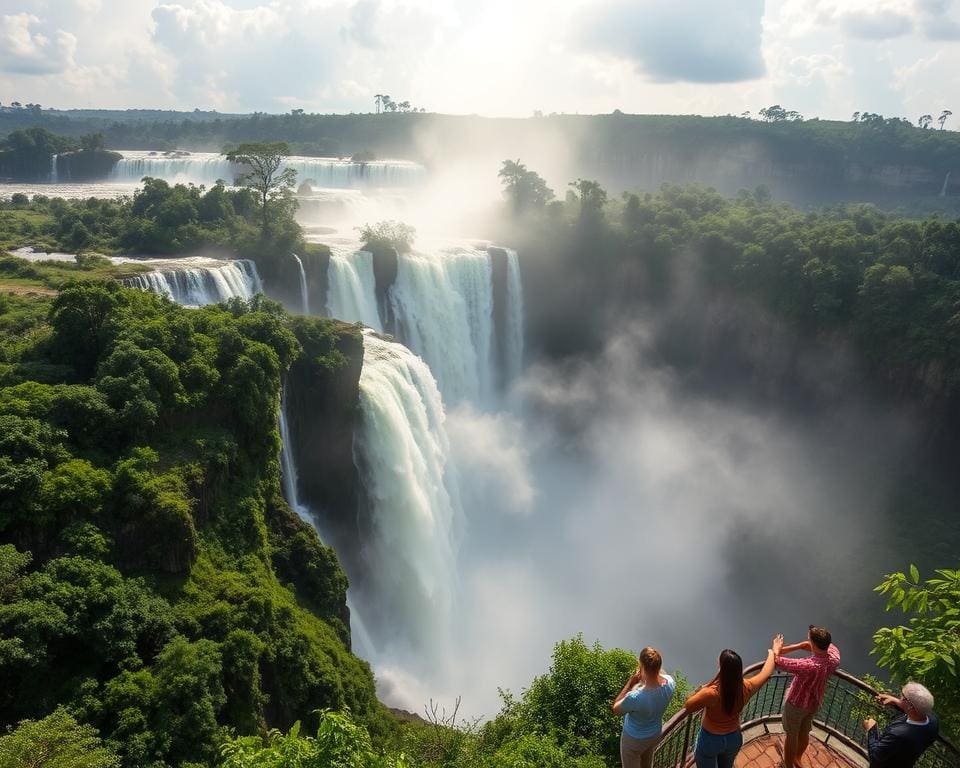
[612, 647, 677, 768]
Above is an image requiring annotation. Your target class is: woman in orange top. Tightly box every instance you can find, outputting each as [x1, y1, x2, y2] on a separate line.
[683, 643, 777, 768]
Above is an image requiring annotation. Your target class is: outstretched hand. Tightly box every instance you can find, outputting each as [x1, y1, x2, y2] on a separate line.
[876, 693, 900, 708]
[772, 633, 784, 656]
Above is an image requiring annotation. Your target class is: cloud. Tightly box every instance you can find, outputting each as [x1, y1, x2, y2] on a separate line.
[575, 0, 766, 83]
[341, 0, 382, 49]
[838, 8, 914, 38]
[916, 0, 960, 39]
[0, 13, 76, 75]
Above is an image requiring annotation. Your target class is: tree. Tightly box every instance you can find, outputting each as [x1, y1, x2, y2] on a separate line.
[568, 179, 608, 218]
[0, 708, 119, 768]
[398, 101, 411, 112]
[759, 104, 788, 121]
[918, 114, 933, 129]
[80, 132, 105, 152]
[225, 142, 298, 236]
[374, 94, 384, 114]
[357, 220, 416, 254]
[939, 109, 953, 130]
[852, 111, 861, 122]
[872, 565, 960, 739]
[498, 159, 555, 214]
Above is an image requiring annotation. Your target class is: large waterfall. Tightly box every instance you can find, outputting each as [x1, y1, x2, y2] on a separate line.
[124, 258, 261, 306]
[326, 245, 381, 330]
[109, 151, 424, 188]
[322, 241, 523, 406]
[352, 331, 462, 659]
[279, 391, 312, 526]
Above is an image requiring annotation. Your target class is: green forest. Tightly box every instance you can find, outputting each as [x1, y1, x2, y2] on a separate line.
[0, 150, 958, 765]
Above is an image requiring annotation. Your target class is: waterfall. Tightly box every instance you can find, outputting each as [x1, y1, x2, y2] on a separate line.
[503, 248, 525, 384]
[353, 331, 461, 658]
[124, 259, 261, 306]
[109, 150, 424, 188]
[291, 253, 309, 314]
[49, 154, 58, 183]
[942, 171, 952, 197]
[388, 243, 494, 405]
[322, 241, 525, 405]
[279, 389, 314, 527]
[325, 246, 381, 330]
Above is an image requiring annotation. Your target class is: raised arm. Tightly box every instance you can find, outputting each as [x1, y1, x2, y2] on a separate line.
[779, 640, 812, 655]
[875, 693, 906, 713]
[612, 670, 643, 714]
[750, 647, 778, 687]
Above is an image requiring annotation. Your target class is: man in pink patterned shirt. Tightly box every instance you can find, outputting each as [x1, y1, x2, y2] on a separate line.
[771, 626, 841, 768]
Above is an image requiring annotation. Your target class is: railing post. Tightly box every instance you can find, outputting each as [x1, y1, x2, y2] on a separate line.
[680, 714, 693, 768]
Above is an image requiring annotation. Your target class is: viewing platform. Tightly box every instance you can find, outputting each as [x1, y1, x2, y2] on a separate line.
[653, 663, 960, 768]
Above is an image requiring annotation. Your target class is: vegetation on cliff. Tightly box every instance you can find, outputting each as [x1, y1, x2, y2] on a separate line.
[0, 280, 377, 767]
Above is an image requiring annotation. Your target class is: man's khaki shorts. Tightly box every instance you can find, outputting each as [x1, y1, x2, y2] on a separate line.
[782, 701, 816, 736]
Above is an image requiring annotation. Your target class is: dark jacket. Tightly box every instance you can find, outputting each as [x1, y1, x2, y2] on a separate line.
[868, 713, 940, 768]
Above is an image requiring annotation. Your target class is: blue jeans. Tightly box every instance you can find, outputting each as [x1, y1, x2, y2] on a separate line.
[693, 727, 743, 768]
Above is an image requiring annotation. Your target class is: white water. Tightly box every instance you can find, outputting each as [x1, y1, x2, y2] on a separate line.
[124, 258, 261, 306]
[49, 154, 58, 183]
[291, 253, 309, 314]
[325, 245, 381, 330]
[942, 171, 952, 197]
[279, 391, 314, 527]
[109, 150, 424, 188]
[353, 331, 462, 662]
[503, 248, 525, 385]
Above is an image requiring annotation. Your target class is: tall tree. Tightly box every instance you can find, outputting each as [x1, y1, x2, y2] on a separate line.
[374, 94, 383, 114]
[498, 159, 555, 214]
[225, 142, 297, 236]
[918, 114, 933, 129]
[939, 109, 953, 130]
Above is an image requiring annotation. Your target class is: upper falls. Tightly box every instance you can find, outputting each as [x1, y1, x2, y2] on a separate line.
[109, 151, 425, 188]
[123, 258, 262, 306]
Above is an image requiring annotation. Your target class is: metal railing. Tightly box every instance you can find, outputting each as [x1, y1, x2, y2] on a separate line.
[652, 663, 960, 768]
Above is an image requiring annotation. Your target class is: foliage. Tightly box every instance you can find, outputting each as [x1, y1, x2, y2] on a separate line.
[872, 565, 960, 738]
[498, 160, 555, 214]
[220, 711, 410, 768]
[225, 142, 298, 237]
[357, 220, 416, 254]
[0, 284, 378, 767]
[0, 707, 119, 768]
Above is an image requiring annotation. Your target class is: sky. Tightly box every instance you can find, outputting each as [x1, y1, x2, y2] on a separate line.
[0, 0, 958, 121]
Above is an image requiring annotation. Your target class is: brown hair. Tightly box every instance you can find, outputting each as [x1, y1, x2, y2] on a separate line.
[638, 647, 663, 673]
[808, 625, 832, 651]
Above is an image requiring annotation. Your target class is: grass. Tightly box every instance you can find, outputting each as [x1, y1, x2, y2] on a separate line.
[0, 254, 151, 292]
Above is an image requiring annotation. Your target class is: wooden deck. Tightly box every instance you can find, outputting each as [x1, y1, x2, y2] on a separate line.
[736, 733, 862, 768]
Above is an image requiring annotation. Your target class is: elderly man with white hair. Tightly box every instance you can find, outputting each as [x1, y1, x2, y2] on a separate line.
[863, 681, 939, 768]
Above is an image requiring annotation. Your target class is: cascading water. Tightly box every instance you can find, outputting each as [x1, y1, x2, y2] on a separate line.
[325, 245, 381, 330]
[124, 259, 261, 306]
[291, 253, 309, 314]
[109, 150, 424, 188]
[49, 154, 58, 183]
[942, 171, 952, 197]
[388, 244, 494, 404]
[279, 390, 313, 527]
[502, 248, 525, 384]
[352, 331, 462, 661]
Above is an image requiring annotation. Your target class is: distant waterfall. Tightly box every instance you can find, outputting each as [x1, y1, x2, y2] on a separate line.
[942, 171, 952, 197]
[353, 331, 461, 658]
[326, 246, 381, 330]
[124, 259, 261, 306]
[109, 151, 424, 188]
[49, 154, 58, 183]
[291, 253, 309, 314]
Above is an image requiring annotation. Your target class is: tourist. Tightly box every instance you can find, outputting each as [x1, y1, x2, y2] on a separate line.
[773, 626, 841, 768]
[863, 682, 940, 768]
[612, 647, 677, 768]
[682, 642, 777, 768]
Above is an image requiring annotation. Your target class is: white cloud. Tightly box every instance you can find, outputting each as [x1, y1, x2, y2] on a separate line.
[0, 13, 76, 75]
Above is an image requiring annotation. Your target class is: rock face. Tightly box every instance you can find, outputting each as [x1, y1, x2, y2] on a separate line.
[55, 150, 122, 181]
[284, 319, 363, 543]
[369, 244, 399, 333]
[257, 245, 330, 315]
